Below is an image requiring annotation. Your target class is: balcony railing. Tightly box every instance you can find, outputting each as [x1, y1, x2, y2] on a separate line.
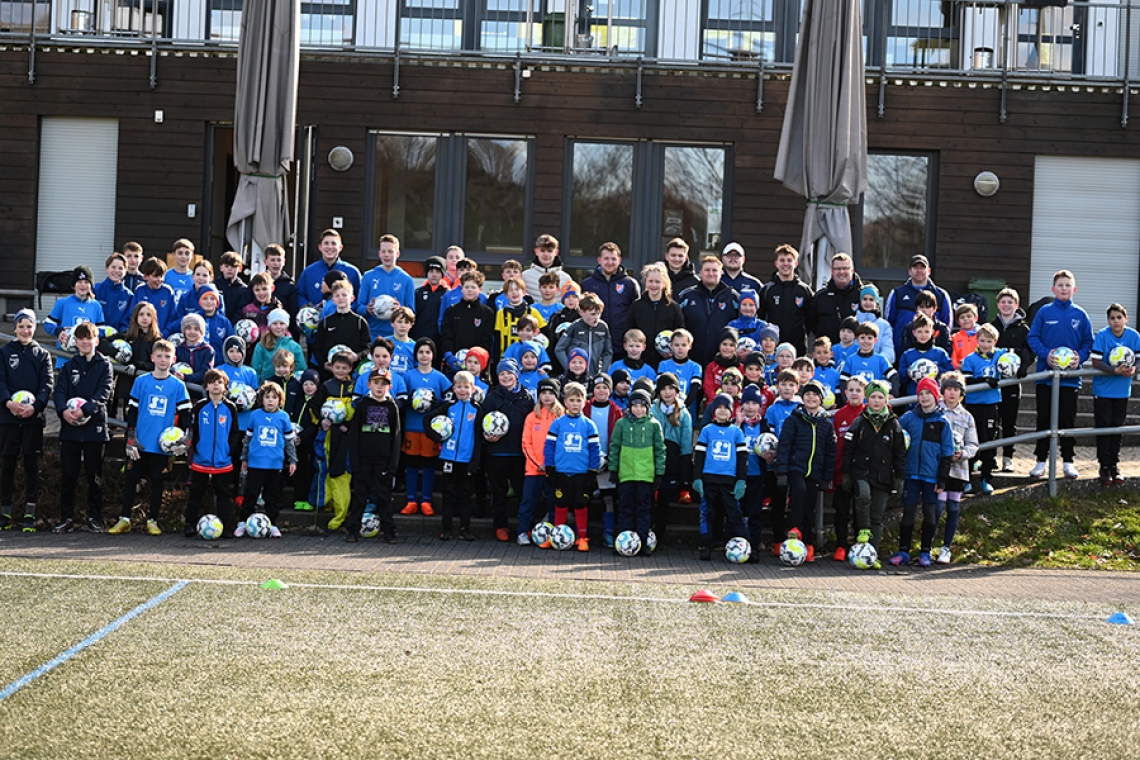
[2, 0, 1137, 83]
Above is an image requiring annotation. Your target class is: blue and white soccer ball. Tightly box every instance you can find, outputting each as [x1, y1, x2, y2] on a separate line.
[736, 337, 757, 359]
[297, 306, 321, 335]
[615, 530, 642, 557]
[245, 512, 272, 539]
[429, 414, 454, 441]
[1051, 347, 1078, 370]
[229, 383, 256, 411]
[779, 538, 808, 566]
[158, 426, 189, 455]
[111, 339, 133, 364]
[550, 524, 576, 551]
[908, 358, 940, 383]
[371, 295, 398, 321]
[995, 351, 1021, 378]
[411, 388, 434, 413]
[58, 329, 77, 353]
[849, 542, 878, 570]
[655, 330, 674, 358]
[1108, 345, 1136, 369]
[646, 531, 658, 553]
[360, 513, 381, 539]
[725, 537, 751, 564]
[482, 411, 510, 437]
[531, 521, 554, 547]
[326, 344, 353, 364]
[166, 332, 186, 350]
[532, 333, 550, 350]
[321, 398, 349, 424]
[197, 514, 224, 541]
[356, 360, 375, 379]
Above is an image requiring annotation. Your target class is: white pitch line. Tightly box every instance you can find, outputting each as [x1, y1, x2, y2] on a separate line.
[0, 570, 1117, 621]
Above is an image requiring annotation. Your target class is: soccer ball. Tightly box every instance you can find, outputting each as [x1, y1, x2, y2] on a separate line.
[166, 332, 186, 349]
[65, 397, 89, 425]
[297, 306, 321, 335]
[908, 358, 939, 383]
[411, 388, 434, 413]
[531, 521, 554, 547]
[615, 530, 642, 557]
[371, 295, 397, 321]
[736, 337, 757, 359]
[995, 351, 1021, 378]
[326, 344, 353, 364]
[292, 422, 303, 437]
[483, 411, 510, 437]
[646, 531, 658, 553]
[550, 524, 576, 551]
[245, 512, 272, 539]
[429, 414, 454, 441]
[779, 538, 808, 566]
[360, 513, 381, 539]
[953, 430, 965, 453]
[234, 320, 260, 344]
[321, 398, 349, 424]
[111, 339, 133, 364]
[1108, 345, 1136, 369]
[10, 390, 34, 406]
[97, 325, 116, 339]
[356, 360, 375, 379]
[753, 431, 779, 458]
[725, 537, 751, 564]
[654, 330, 674, 358]
[532, 333, 550, 349]
[172, 362, 193, 379]
[229, 383, 256, 411]
[196, 514, 224, 541]
[1051, 347, 1078, 370]
[849, 542, 878, 570]
[158, 426, 189, 455]
[902, 429, 911, 449]
[821, 388, 836, 410]
[59, 329, 77, 353]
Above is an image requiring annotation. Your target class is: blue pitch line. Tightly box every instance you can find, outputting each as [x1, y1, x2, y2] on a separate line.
[0, 580, 189, 702]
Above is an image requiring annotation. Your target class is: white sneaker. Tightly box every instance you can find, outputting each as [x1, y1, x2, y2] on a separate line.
[1063, 462, 1079, 479]
[936, 546, 952, 565]
[1030, 461, 1047, 478]
[517, 532, 531, 546]
[233, 521, 246, 538]
[1002, 457, 1015, 472]
[269, 526, 282, 538]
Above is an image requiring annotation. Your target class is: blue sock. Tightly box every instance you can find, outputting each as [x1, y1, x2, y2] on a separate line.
[406, 466, 420, 503]
[421, 466, 436, 504]
[603, 511, 615, 537]
[943, 501, 961, 547]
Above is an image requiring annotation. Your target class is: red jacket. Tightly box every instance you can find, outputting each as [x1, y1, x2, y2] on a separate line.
[832, 402, 865, 484]
[703, 357, 743, 403]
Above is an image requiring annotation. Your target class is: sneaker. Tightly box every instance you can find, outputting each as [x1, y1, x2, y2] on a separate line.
[936, 546, 952, 564]
[855, 529, 871, 544]
[145, 519, 162, 536]
[0, 513, 10, 531]
[602, 533, 614, 549]
[1113, 468, 1126, 485]
[679, 490, 693, 504]
[86, 517, 104, 533]
[294, 501, 315, 512]
[805, 545, 815, 563]
[1100, 468, 1113, 486]
[183, 523, 197, 537]
[1063, 462, 1079, 479]
[439, 531, 451, 541]
[495, 528, 510, 542]
[517, 532, 531, 546]
[576, 537, 589, 552]
[538, 538, 552, 549]
[400, 501, 419, 515]
[962, 482, 973, 495]
[233, 521, 247, 538]
[460, 527, 474, 542]
[887, 551, 910, 566]
[420, 502, 435, 516]
[269, 526, 282, 538]
[1002, 457, 1015, 472]
[832, 546, 847, 562]
[52, 519, 75, 534]
[917, 551, 932, 568]
[699, 546, 711, 561]
[979, 480, 995, 495]
[108, 517, 132, 535]
[382, 531, 398, 544]
[1029, 461, 1047, 478]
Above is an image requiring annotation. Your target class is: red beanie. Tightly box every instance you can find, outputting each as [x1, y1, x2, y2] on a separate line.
[916, 376, 941, 401]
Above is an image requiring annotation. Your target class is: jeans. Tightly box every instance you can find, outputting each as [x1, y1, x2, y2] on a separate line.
[616, 481, 654, 544]
[517, 474, 555, 533]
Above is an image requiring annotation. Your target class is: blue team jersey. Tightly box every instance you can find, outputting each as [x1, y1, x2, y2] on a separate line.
[131, 283, 179, 336]
[391, 338, 416, 376]
[695, 422, 747, 478]
[1091, 326, 1140, 399]
[354, 369, 407, 400]
[658, 358, 702, 398]
[609, 359, 657, 384]
[898, 347, 954, 395]
[544, 413, 601, 474]
[164, 269, 194, 307]
[764, 397, 800, 438]
[219, 363, 259, 431]
[403, 367, 451, 433]
[533, 302, 562, 323]
[517, 370, 541, 396]
[246, 408, 293, 470]
[960, 349, 1006, 406]
[833, 343, 859, 369]
[44, 295, 106, 368]
[439, 399, 480, 464]
[813, 364, 842, 393]
[131, 372, 191, 452]
[94, 279, 134, 332]
[740, 418, 765, 476]
[358, 265, 417, 339]
[841, 351, 896, 383]
[504, 341, 552, 369]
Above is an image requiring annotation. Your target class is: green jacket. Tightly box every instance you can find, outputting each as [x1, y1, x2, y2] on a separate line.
[608, 414, 666, 483]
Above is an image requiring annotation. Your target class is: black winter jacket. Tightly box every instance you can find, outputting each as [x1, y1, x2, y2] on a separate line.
[678, 281, 739, 367]
[54, 352, 114, 442]
[842, 410, 908, 490]
[0, 340, 53, 426]
[761, 273, 814, 355]
[812, 274, 864, 345]
[478, 383, 533, 457]
[440, 297, 496, 359]
[774, 405, 836, 484]
[626, 294, 685, 368]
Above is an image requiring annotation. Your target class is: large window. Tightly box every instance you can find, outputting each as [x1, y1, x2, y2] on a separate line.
[209, 0, 355, 45]
[854, 153, 935, 283]
[0, 0, 50, 34]
[400, 0, 544, 53]
[366, 132, 534, 261]
[567, 142, 635, 260]
[663, 146, 726, 256]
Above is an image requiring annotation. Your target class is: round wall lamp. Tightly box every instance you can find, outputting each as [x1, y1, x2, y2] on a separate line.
[328, 146, 354, 172]
[974, 171, 1000, 197]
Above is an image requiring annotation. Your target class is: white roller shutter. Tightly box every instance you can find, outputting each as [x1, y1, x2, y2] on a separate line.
[35, 117, 119, 320]
[1031, 156, 1140, 324]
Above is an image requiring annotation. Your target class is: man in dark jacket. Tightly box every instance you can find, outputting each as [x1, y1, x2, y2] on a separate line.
[581, 242, 640, 360]
[884, 254, 953, 357]
[479, 359, 535, 541]
[812, 252, 863, 344]
[720, 242, 765, 295]
[662, 238, 698, 295]
[679, 256, 739, 367]
[761, 243, 814, 355]
[409, 256, 447, 352]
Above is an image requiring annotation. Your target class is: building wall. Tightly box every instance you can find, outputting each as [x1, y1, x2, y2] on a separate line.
[2, 47, 1139, 302]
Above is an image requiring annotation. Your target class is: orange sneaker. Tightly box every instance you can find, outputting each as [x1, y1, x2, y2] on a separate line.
[420, 502, 435, 516]
[495, 527, 510, 542]
[832, 546, 847, 562]
[773, 541, 782, 557]
[806, 545, 816, 563]
[400, 501, 418, 515]
[576, 537, 590, 552]
[538, 539, 552, 549]
[679, 490, 693, 504]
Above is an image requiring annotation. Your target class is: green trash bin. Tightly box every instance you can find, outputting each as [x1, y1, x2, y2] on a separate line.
[969, 277, 1007, 322]
[542, 12, 565, 52]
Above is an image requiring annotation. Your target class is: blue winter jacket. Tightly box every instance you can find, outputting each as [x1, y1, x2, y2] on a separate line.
[885, 279, 952, 355]
[898, 405, 955, 485]
[437, 398, 482, 468]
[188, 397, 241, 473]
[94, 279, 135, 333]
[582, 264, 641, 356]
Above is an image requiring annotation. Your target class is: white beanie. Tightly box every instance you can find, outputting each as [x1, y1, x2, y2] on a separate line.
[267, 308, 291, 327]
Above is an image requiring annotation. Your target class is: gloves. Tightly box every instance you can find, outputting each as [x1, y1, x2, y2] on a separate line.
[841, 474, 852, 492]
[444, 352, 464, 373]
[986, 377, 1000, 389]
[692, 479, 703, 497]
[893, 478, 905, 495]
[733, 480, 746, 501]
[776, 475, 787, 488]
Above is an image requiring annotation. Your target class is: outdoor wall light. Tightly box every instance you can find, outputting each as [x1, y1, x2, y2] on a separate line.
[974, 171, 1000, 197]
[328, 146, 354, 172]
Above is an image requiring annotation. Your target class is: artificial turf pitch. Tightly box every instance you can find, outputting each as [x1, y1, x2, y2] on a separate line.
[0, 559, 1136, 759]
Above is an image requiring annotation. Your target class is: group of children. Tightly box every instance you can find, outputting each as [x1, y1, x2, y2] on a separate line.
[2, 231, 1136, 568]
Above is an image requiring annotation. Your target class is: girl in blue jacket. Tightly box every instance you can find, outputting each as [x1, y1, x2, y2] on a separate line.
[426, 371, 483, 541]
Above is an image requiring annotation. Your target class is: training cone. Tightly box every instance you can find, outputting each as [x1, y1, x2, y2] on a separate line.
[689, 589, 720, 603]
[720, 591, 750, 604]
[260, 579, 288, 590]
[1106, 612, 1135, 625]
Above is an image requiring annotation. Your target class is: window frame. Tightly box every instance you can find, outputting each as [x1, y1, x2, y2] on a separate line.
[207, 0, 357, 45]
[851, 150, 939, 285]
[700, 0, 799, 64]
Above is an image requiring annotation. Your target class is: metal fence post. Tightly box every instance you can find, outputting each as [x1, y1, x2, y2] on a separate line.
[1049, 368, 1061, 497]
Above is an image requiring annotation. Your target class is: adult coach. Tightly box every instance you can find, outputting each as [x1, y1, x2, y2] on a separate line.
[297, 229, 362, 308]
[582, 242, 640, 359]
[719, 242, 764, 295]
[760, 244, 814, 355]
[679, 255, 739, 367]
[812, 252, 863, 344]
[358, 234, 417, 339]
[884, 254, 952, 356]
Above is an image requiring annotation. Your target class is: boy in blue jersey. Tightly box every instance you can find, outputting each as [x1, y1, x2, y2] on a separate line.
[833, 317, 859, 371]
[503, 317, 552, 372]
[1027, 269, 1095, 479]
[1090, 303, 1140, 485]
[235, 382, 296, 537]
[959, 323, 1006, 494]
[184, 369, 242, 536]
[130, 257, 180, 336]
[758, 324, 781, 384]
[842, 322, 900, 395]
[532, 271, 564, 324]
[774, 381, 836, 564]
[44, 266, 105, 367]
[122, 242, 145, 291]
[588, 373, 622, 546]
[898, 315, 954, 398]
[811, 336, 842, 394]
[693, 393, 750, 561]
[95, 253, 135, 333]
[609, 329, 657, 386]
[389, 307, 417, 376]
[516, 344, 543, 396]
[198, 285, 234, 359]
[738, 385, 768, 549]
[429, 371, 483, 541]
[658, 329, 702, 423]
[610, 369, 632, 412]
[359, 233, 417, 339]
[110, 339, 192, 536]
[354, 338, 408, 403]
[0, 310, 53, 532]
[544, 382, 602, 552]
[217, 336, 259, 475]
[164, 238, 196, 306]
[400, 338, 451, 516]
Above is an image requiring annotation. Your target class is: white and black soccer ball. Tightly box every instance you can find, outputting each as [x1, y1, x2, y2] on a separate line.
[65, 397, 89, 425]
[59, 329, 77, 353]
[779, 538, 808, 566]
[297, 306, 321, 335]
[614, 530, 642, 557]
[321, 398, 349, 424]
[908, 358, 939, 384]
[171, 362, 193, 380]
[550, 524, 576, 551]
[10, 390, 35, 406]
[360, 513, 381, 539]
[429, 414, 454, 441]
[532, 333, 550, 349]
[166, 332, 186, 350]
[229, 383, 256, 411]
[158, 426, 189, 455]
[736, 337, 757, 358]
[725, 537, 751, 564]
[411, 388, 434, 413]
[234, 320, 260, 344]
[197, 514, 224, 541]
[1108, 345, 1136, 369]
[1051, 347, 1078, 370]
[112, 339, 133, 364]
[371, 295, 398, 321]
[654, 330, 674, 358]
[531, 521, 554, 547]
[849, 542, 878, 570]
[245, 512, 272, 539]
[326, 343, 353, 364]
[995, 351, 1021, 378]
[646, 531, 658, 553]
[483, 411, 510, 437]
[753, 431, 779, 458]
